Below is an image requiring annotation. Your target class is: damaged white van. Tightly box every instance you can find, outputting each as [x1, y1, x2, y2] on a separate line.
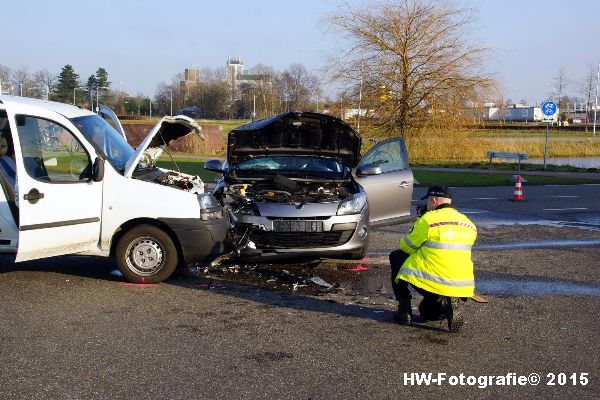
[0, 96, 227, 283]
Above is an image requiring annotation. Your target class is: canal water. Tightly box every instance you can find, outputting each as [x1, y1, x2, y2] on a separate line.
[526, 157, 600, 169]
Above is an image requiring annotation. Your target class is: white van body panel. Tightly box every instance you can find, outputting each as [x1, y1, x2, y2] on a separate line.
[5, 101, 104, 262]
[98, 165, 202, 249]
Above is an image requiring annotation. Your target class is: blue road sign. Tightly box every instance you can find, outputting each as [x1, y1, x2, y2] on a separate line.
[541, 100, 557, 116]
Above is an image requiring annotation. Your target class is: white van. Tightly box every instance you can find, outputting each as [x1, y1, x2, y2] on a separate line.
[0, 96, 227, 283]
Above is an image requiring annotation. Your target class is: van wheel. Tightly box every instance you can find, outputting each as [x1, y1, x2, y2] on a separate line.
[116, 225, 178, 284]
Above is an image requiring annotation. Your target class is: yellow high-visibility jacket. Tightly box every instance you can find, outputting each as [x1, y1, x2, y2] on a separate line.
[395, 205, 477, 297]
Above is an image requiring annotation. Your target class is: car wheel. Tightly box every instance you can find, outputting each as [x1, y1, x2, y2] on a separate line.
[116, 225, 178, 284]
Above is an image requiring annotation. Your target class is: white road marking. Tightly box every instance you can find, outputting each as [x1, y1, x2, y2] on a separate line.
[542, 207, 588, 211]
[550, 195, 579, 198]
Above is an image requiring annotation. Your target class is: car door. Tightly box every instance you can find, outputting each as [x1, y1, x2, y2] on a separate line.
[353, 137, 413, 227]
[8, 107, 103, 262]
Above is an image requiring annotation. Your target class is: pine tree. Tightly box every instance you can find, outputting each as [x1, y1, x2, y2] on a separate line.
[95, 68, 110, 89]
[54, 65, 80, 104]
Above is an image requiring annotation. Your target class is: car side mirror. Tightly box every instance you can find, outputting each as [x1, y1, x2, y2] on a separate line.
[92, 157, 105, 182]
[356, 163, 382, 176]
[204, 159, 223, 173]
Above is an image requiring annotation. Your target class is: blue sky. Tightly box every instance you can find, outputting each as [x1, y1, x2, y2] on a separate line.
[4, 0, 599, 104]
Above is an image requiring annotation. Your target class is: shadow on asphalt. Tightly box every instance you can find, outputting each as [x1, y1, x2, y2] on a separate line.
[0, 254, 448, 332]
[172, 276, 448, 332]
[0, 254, 121, 282]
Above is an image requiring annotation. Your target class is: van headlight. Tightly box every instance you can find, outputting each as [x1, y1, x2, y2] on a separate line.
[337, 192, 367, 215]
[198, 193, 223, 220]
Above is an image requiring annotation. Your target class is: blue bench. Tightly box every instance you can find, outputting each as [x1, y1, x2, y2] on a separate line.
[486, 151, 528, 175]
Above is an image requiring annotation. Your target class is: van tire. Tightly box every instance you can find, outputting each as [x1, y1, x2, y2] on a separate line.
[116, 225, 178, 284]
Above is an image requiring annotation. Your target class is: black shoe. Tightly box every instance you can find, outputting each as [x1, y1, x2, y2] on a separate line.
[394, 300, 412, 325]
[419, 296, 443, 321]
[443, 298, 464, 333]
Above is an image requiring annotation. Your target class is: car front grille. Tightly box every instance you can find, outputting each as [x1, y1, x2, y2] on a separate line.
[248, 230, 354, 249]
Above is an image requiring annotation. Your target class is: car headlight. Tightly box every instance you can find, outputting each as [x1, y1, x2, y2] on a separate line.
[337, 192, 367, 216]
[198, 193, 223, 220]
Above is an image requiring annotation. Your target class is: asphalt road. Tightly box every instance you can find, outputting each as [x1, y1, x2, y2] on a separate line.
[1, 184, 599, 400]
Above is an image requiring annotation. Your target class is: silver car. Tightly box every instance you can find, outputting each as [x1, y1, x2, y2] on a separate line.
[205, 112, 413, 260]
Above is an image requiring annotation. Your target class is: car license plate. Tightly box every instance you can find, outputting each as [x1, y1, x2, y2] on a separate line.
[273, 220, 323, 232]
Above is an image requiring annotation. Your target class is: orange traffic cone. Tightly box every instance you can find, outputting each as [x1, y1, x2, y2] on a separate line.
[512, 175, 524, 201]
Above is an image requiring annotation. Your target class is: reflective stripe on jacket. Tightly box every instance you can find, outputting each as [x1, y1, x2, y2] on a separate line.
[396, 206, 477, 297]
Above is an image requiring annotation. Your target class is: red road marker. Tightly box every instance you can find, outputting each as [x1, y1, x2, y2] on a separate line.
[347, 264, 369, 272]
[119, 282, 160, 287]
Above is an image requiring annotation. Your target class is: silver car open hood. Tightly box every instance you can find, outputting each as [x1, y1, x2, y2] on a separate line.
[227, 112, 362, 167]
[124, 115, 203, 178]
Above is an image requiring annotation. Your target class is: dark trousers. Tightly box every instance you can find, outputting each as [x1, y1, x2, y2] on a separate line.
[389, 250, 445, 320]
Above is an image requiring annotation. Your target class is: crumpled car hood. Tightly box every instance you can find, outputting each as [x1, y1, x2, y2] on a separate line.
[227, 112, 362, 167]
[124, 115, 204, 178]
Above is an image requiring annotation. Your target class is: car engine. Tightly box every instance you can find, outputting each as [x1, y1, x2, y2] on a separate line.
[223, 174, 355, 215]
[132, 167, 205, 193]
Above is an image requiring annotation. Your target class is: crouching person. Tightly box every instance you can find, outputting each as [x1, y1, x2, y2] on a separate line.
[390, 185, 477, 333]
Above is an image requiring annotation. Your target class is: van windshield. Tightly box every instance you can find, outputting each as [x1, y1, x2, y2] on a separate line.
[71, 115, 134, 172]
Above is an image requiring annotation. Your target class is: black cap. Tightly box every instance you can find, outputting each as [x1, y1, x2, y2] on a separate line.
[420, 185, 452, 200]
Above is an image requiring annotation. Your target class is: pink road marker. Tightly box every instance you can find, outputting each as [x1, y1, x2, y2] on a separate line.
[347, 264, 368, 272]
[119, 282, 160, 287]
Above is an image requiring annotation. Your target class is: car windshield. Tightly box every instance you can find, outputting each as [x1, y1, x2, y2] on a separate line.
[71, 115, 134, 172]
[235, 156, 346, 179]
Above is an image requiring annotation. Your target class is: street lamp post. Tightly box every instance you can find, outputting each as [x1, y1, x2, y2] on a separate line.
[149, 100, 152, 118]
[593, 63, 599, 137]
[73, 86, 83, 105]
[19, 83, 23, 97]
[95, 86, 110, 113]
[170, 90, 173, 116]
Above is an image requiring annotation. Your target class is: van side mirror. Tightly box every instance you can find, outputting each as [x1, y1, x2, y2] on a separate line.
[92, 157, 105, 182]
[204, 159, 223, 173]
[356, 163, 382, 176]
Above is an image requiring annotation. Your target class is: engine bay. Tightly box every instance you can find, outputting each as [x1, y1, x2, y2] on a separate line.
[222, 174, 356, 214]
[133, 167, 205, 193]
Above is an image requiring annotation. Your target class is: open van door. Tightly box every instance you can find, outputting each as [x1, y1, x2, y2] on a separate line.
[98, 105, 127, 141]
[354, 137, 413, 227]
[8, 106, 103, 262]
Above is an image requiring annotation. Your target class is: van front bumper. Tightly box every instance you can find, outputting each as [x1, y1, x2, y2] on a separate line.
[159, 217, 228, 263]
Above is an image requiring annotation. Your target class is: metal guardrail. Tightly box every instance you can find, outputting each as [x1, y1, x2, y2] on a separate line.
[486, 151, 528, 175]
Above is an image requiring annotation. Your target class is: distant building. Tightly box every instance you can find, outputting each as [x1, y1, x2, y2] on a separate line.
[180, 68, 201, 100]
[226, 57, 272, 100]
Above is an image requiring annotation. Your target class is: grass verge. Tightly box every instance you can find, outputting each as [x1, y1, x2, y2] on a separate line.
[155, 158, 599, 187]
[414, 170, 600, 186]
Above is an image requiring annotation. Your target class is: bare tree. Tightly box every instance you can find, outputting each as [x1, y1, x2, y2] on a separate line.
[12, 66, 35, 97]
[32, 69, 57, 99]
[276, 63, 318, 112]
[327, 0, 496, 136]
[0, 64, 12, 94]
[552, 67, 570, 109]
[580, 64, 597, 130]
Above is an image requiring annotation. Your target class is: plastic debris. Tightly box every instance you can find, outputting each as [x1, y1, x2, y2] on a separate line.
[309, 276, 334, 289]
[347, 264, 368, 272]
[193, 281, 223, 289]
[293, 283, 307, 292]
[110, 270, 123, 277]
